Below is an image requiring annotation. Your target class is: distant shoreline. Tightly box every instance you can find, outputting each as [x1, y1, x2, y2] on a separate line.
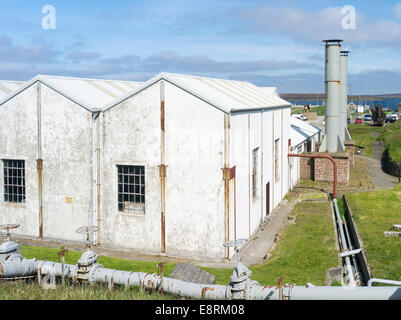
[281, 94, 389, 101]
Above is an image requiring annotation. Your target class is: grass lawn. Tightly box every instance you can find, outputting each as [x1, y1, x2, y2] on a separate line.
[378, 120, 401, 163]
[348, 120, 401, 163]
[16, 200, 337, 295]
[21, 245, 176, 276]
[348, 124, 385, 157]
[0, 281, 179, 300]
[205, 201, 339, 286]
[346, 185, 401, 281]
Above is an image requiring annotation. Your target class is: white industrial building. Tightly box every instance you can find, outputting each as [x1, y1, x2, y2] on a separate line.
[0, 72, 292, 261]
[0, 81, 24, 100]
[289, 115, 322, 189]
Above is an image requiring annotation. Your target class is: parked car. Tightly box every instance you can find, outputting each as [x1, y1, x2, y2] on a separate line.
[347, 118, 351, 124]
[363, 113, 372, 121]
[355, 117, 362, 124]
[294, 114, 308, 121]
[385, 114, 397, 123]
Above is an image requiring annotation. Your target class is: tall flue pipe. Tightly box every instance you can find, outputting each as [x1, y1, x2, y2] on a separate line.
[340, 51, 350, 142]
[324, 39, 343, 152]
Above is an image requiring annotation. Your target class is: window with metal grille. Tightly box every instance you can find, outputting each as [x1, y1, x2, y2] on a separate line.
[252, 147, 259, 198]
[117, 165, 145, 214]
[274, 139, 280, 182]
[3, 160, 25, 203]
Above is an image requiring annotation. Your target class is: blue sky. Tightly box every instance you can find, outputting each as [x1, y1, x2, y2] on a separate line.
[1, 0, 401, 94]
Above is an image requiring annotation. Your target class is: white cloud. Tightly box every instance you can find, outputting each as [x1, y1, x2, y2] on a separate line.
[233, 5, 401, 45]
[394, 2, 401, 20]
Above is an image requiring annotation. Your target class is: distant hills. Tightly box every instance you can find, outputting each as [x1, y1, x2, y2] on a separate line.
[281, 93, 401, 100]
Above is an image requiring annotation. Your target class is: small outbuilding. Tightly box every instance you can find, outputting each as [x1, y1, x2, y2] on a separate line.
[289, 116, 322, 189]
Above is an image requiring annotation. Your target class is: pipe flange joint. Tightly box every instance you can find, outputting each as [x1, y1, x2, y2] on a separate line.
[88, 263, 103, 284]
[244, 280, 260, 300]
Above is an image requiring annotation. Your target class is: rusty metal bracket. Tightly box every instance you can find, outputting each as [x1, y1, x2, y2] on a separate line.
[276, 277, 283, 300]
[222, 166, 236, 181]
[222, 167, 231, 181]
[36, 159, 43, 170]
[158, 165, 167, 178]
[58, 249, 68, 285]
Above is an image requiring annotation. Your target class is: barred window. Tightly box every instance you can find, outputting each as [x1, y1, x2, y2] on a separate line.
[3, 160, 25, 203]
[117, 165, 145, 214]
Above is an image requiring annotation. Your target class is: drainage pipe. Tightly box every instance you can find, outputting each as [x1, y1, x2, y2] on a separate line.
[36, 82, 43, 238]
[91, 111, 101, 245]
[342, 213, 362, 284]
[333, 198, 356, 287]
[288, 153, 337, 198]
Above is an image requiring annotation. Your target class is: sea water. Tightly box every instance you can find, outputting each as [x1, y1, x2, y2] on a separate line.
[289, 98, 400, 111]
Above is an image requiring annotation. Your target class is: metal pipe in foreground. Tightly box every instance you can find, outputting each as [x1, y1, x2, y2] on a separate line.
[1, 226, 401, 300]
[368, 278, 401, 287]
[2, 253, 401, 300]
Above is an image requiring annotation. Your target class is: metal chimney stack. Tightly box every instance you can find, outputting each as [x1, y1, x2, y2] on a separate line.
[322, 39, 344, 153]
[340, 50, 351, 141]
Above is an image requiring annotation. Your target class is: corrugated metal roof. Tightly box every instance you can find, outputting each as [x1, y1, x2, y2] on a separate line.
[0, 81, 24, 100]
[164, 73, 290, 112]
[0, 75, 143, 111]
[261, 86, 279, 97]
[290, 116, 321, 147]
[40, 75, 143, 109]
[1, 72, 290, 114]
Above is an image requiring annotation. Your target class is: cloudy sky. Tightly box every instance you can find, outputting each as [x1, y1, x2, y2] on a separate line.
[1, 0, 401, 94]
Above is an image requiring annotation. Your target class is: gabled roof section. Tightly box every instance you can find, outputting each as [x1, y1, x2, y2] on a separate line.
[290, 115, 322, 147]
[0, 75, 143, 112]
[0, 81, 24, 100]
[261, 86, 280, 97]
[104, 72, 291, 113]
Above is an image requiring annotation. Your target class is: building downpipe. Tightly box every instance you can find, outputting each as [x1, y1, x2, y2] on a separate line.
[223, 114, 230, 260]
[36, 82, 43, 238]
[159, 81, 167, 253]
[92, 111, 101, 245]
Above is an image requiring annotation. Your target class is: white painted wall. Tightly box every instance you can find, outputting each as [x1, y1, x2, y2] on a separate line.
[0, 85, 39, 237]
[40, 85, 93, 241]
[100, 83, 162, 254]
[230, 106, 291, 243]
[0, 84, 93, 241]
[164, 82, 225, 259]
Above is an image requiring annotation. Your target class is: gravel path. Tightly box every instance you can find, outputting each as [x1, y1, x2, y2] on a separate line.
[239, 200, 295, 265]
[358, 155, 398, 189]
